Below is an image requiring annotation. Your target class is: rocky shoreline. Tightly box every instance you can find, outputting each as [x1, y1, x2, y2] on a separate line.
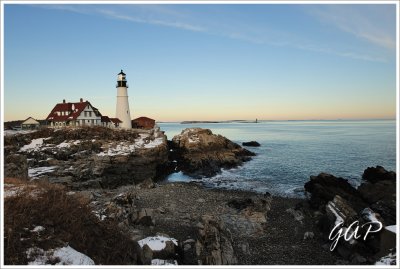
[3, 126, 397, 265]
[113, 182, 342, 265]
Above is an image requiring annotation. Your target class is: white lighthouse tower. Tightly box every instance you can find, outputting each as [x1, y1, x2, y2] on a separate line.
[115, 70, 132, 129]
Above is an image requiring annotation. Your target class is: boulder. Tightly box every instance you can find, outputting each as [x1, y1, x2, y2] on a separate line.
[304, 167, 397, 264]
[138, 235, 179, 264]
[358, 166, 396, 225]
[134, 208, 155, 226]
[224, 195, 271, 236]
[171, 128, 255, 178]
[242, 141, 260, 147]
[362, 166, 395, 183]
[304, 173, 366, 211]
[325, 195, 358, 228]
[195, 215, 237, 265]
[4, 154, 28, 180]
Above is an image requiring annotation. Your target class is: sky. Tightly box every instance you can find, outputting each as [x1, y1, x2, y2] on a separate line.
[2, 2, 398, 121]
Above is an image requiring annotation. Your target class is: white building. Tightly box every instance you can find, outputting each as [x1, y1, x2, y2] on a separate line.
[115, 70, 132, 129]
[46, 98, 121, 128]
[21, 117, 40, 130]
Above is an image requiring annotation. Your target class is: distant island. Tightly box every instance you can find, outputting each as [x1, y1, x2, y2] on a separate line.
[181, 120, 257, 124]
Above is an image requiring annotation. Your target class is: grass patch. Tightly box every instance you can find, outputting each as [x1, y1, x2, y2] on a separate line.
[4, 178, 142, 265]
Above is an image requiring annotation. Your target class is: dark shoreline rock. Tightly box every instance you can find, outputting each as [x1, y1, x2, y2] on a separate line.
[304, 166, 397, 264]
[242, 141, 260, 147]
[171, 128, 255, 178]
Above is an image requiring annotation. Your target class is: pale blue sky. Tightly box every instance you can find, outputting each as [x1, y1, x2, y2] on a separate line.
[3, 3, 397, 121]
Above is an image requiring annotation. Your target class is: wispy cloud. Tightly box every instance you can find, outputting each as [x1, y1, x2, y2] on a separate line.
[37, 4, 395, 63]
[97, 8, 206, 32]
[308, 5, 396, 50]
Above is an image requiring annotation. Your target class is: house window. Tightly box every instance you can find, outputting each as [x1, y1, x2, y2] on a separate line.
[89, 111, 92, 117]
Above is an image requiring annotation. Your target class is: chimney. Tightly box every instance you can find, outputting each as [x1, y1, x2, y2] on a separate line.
[80, 98, 83, 103]
[63, 99, 66, 103]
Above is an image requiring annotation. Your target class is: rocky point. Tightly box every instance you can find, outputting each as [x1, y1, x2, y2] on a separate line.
[170, 128, 255, 178]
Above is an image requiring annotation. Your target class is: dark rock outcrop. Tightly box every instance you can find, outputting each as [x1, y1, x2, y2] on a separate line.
[223, 195, 272, 236]
[362, 166, 395, 183]
[4, 154, 28, 180]
[304, 173, 366, 211]
[5, 127, 170, 188]
[304, 166, 396, 264]
[358, 166, 396, 225]
[171, 128, 255, 178]
[242, 141, 260, 147]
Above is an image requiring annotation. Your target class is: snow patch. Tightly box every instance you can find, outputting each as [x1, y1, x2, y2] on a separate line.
[4, 188, 21, 198]
[97, 134, 164, 156]
[19, 138, 44, 152]
[29, 166, 57, 178]
[385, 225, 397, 234]
[31, 226, 45, 233]
[143, 137, 164, 148]
[361, 208, 381, 223]
[375, 252, 396, 265]
[326, 202, 344, 226]
[27, 246, 95, 265]
[151, 259, 178, 265]
[92, 210, 106, 221]
[138, 236, 178, 251]
[4, 130, 35, 136]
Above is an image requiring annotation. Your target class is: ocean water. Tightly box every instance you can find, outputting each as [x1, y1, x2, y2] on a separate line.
[159, 120, 396, 197]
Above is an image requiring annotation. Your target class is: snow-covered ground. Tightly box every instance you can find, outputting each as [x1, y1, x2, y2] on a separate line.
[57, 140, 80, 148]
[138, 235, 178, 251]
[375, 252, 396, 265]
[138, 236, 178, 265]
[26, 245, 95, 265]
[4, 130, 36, 136]
[19, 138, 82, 153]
[29, 166, 58, 178]
[19, 138, 44, 152]
[97, 143, 137, 156]
[97, 134, 164, 156]
[151, 259, 178, 265]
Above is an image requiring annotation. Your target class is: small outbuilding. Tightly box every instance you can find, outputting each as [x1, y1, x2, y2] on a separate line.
[132, 116, 155, 129]
[21, 117, 40, 130]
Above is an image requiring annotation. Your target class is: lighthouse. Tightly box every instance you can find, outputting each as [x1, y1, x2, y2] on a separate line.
[115, 70, 132, 129]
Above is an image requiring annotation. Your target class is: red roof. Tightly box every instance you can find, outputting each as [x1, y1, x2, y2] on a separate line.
[46, 101, 98, 122]
[109, 118, 122, 123]
[132, 116, 155, 122]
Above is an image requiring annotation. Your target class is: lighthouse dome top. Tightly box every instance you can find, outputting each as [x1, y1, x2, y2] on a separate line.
[118, 70, 126, 76]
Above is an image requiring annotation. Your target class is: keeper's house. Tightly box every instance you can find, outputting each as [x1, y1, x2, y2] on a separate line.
[46, 98, 121, 128]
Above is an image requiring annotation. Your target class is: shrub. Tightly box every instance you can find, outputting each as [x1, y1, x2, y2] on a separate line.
[4, 179, 142, 265]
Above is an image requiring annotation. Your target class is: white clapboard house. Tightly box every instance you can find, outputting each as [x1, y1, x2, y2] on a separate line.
[46, 98, 121, 128]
